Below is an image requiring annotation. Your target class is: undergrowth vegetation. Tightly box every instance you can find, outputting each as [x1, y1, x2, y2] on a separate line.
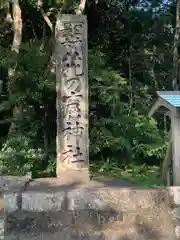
[91, 161, 162, 187]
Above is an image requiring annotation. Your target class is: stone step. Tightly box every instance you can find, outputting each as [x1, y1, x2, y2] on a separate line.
[4, 227, 175, 240]
[5, 207, 176, 240]
[0, 195, 4, 240]
[5, 229, 165, 240]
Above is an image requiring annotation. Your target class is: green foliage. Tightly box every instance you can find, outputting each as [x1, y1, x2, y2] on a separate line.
[0, 43, 166, 178]
[89, 49, 165, 164]
[91, 161, 162, 187]
[120, 164, 162, 187]
[0, 136, 43, 175]
[0, 40, 56, 175]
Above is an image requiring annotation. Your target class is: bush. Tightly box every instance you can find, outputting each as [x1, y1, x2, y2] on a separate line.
[0, 136, 43, 175]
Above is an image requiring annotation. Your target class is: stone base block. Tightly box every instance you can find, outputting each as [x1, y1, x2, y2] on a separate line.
[0, 175, 31, 240]
[2, 177, 180, 239]
[56, 168, 90, 183]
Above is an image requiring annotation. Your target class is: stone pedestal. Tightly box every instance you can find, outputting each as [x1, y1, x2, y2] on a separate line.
[3, 177, 180, 239]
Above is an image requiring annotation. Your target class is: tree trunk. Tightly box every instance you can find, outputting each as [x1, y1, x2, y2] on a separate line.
[172, 0, 180, 90]
[151, 45, 157, 89]
[7, 0, 22, 137]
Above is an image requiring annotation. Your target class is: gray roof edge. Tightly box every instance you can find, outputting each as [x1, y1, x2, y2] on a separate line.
[157, 91, 180, 96]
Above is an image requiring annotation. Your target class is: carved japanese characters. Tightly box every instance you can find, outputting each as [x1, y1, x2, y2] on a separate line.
[55, 15, 88, 173]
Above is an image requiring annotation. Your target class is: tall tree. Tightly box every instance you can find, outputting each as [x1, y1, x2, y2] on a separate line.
[7, 0, 22, 136]
[172, 0, 180, 90]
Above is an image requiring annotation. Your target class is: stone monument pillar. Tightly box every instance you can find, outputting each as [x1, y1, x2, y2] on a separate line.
[55, 14, 89, 181]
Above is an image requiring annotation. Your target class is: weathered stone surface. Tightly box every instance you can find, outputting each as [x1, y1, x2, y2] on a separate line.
[0, 175, 31, 239]
[3, 177, 131, 212]
[5, 208, 175, 239]
[170, 187, 180, 205]
[3, 177, 180, 239]
[55, 14, 89, 174]
[2, 178, 172, 212]
[0, 214, 4, 240]
[4, 194, 18, 213]
[6, 230, 103, 240]
[22, 192, 66, 212]
[0, 175, 31, 193]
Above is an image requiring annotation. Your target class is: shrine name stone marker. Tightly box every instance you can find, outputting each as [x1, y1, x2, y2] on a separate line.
[55, 14, 89, 179]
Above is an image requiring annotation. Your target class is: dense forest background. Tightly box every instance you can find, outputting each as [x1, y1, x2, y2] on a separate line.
[0, 0, 177, 185]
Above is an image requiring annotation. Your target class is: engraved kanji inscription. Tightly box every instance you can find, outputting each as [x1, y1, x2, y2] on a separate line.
[56, 15, 88, 173]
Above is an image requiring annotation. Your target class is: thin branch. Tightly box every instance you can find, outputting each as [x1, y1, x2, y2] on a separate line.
[40, 8, 53, 32]
[37, 0, 53, 32]
[76, 0, 86, 14]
